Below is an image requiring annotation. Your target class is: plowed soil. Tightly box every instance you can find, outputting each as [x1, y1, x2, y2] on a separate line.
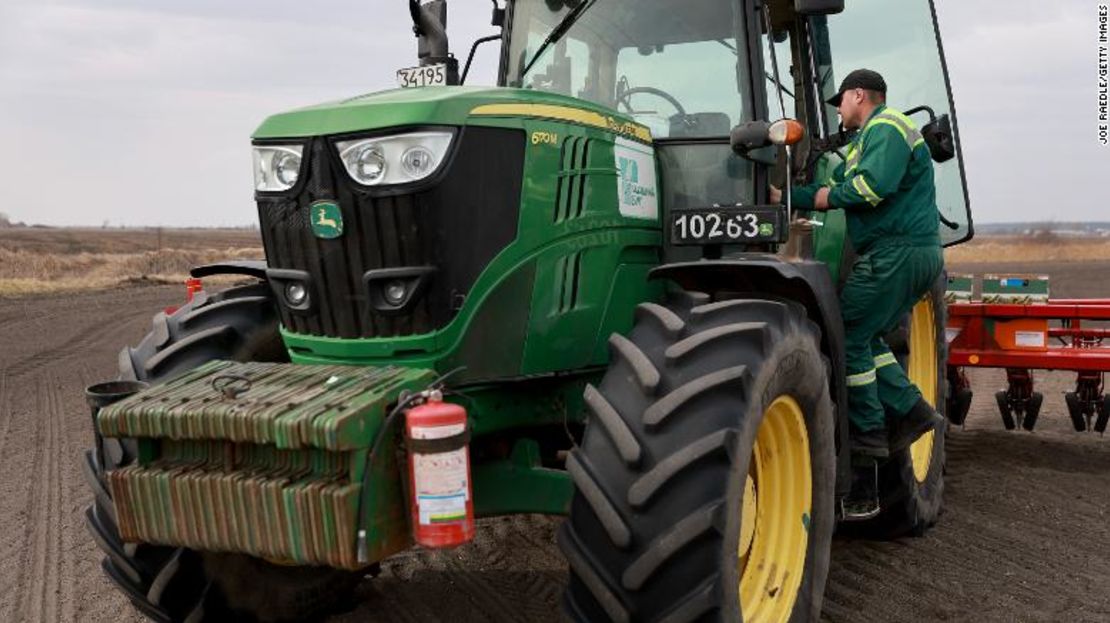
[0, 259, 1107, 622]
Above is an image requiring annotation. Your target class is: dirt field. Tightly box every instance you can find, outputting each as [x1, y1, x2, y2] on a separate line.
[0, 254, 1108, 622]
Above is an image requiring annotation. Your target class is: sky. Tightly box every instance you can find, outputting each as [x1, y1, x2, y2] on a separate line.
[1, 0, 1107, 227]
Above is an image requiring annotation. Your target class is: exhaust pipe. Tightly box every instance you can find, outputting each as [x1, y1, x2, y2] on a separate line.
[409, 0, 459, 85]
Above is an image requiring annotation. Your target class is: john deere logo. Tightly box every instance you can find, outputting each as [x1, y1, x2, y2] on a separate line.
[311, 201, 343, 239]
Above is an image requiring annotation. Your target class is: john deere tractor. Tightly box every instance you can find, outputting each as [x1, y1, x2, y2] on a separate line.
[82, 0, 973, 620]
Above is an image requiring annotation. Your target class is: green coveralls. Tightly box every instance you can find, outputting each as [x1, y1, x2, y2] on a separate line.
[794, 104, 944, 432]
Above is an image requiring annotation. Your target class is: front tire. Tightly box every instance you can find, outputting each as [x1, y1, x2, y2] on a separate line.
[561, 296, 836, 622]
[84, 282, 361, 622]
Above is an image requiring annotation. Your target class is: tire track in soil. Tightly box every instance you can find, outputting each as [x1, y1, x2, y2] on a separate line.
[5, 313, 125, 379]
[6, 372, 64, 622]
[0, 376, 43, 621]
[0, 288, 173, 623]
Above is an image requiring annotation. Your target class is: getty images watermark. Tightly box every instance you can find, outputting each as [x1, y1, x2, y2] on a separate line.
[1100, 4, 1108, 144]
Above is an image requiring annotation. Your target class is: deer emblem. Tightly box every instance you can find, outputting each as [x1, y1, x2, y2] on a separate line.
[311, 201, 343, 238]
[316, 207, 338, 230]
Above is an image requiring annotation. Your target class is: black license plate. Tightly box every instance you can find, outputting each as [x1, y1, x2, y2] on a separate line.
[670, 206, 785, 245]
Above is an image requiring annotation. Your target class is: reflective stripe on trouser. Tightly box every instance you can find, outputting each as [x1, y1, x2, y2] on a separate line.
[873, 338, 922, 418]
[841, 244, 944, 432]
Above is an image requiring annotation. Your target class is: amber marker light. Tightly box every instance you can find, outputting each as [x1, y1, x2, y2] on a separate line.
[768, 119, 805, 146]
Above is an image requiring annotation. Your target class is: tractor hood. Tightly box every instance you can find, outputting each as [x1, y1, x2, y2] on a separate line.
[253, 86, 647, 140]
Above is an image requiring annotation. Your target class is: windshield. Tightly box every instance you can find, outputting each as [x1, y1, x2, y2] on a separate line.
[505, 0, 753, 139]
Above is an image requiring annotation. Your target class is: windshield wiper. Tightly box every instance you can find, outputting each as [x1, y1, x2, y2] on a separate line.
[520, 0, 598, 79]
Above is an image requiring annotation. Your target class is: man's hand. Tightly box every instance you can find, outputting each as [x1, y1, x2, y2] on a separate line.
[769, 185, 782, 204]
[814, 187, 831, 210]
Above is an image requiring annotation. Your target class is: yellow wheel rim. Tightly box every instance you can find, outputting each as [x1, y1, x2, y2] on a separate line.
[907, 296, 938, 482]
[738, 395, 811, 623]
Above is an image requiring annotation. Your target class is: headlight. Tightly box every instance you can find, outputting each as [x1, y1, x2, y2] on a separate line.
[336, 131, 453, 186]
[253, 145, 304, 192]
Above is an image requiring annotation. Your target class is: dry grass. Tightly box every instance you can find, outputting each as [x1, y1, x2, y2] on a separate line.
[0, 228, 262, 297]
[3, 227, 1107, 297]
[945, 235, 1110, 264]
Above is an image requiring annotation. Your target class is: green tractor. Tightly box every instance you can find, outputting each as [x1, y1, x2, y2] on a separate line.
[82, 0, 973, 620]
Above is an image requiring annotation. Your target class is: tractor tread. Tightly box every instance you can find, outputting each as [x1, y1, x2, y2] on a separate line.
[142, 326, 235, 378]
[180, 296, 270, 330]
[643, 366, 750, 429]
[628, 429, 736, 509]
[151, 312, 171, 348]
[566, 452, 632, 548]
[689, 299, 788, 323]
[584, 384, 642, 466]
[634, 303, 685, 337]
[656, 577, 718, 623]
[664, 322, 767, 364]
[609, 333, 661, 394]
[558, 524, 631, 623]
[119, 347, 139, 381]
[621, 501, 723, 591]
[666, 290, 711, 311]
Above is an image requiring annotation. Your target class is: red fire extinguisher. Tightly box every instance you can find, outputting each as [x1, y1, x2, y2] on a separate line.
[405, 393, 475, 548]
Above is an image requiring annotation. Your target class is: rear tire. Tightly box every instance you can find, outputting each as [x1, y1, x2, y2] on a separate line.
[561, 296, 836, 622]
[857, 278, 947, 538]
[84, 282, 362, 622]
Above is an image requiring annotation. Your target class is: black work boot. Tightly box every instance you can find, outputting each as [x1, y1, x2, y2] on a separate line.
[888, 398, 946, 452]
[841, 454, 881, 521]
[850, 425, 890, 459]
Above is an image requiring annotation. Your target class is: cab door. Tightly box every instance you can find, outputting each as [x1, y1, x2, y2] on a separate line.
[808, 0, 973, 245]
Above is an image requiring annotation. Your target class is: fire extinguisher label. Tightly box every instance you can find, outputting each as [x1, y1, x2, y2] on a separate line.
[412, 423, 469, 525]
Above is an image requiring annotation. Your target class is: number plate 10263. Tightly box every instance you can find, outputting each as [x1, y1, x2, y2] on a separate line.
[670, 207, 785, 245]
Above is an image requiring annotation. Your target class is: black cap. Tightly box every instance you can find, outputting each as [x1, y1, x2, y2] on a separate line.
[826, 69, 887, 106]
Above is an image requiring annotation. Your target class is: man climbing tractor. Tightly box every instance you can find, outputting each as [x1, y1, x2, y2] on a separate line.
[775, 68, 947, 518]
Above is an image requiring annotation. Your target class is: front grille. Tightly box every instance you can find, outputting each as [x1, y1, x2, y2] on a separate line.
[257, 127, 525, 339]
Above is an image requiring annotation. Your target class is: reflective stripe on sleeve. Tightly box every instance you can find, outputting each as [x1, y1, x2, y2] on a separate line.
[852, 175, 882, 206]
[847, 369, 877, 387]
[845, 145, 861, 172]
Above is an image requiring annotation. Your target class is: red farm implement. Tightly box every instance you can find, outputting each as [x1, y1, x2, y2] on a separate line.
[945, 274, 1110, 433]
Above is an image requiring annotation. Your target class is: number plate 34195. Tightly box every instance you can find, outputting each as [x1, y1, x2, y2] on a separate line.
[670, 207, 784, 245]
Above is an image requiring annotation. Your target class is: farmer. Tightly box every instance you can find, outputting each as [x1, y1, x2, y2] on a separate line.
[773, 69, 945, 518]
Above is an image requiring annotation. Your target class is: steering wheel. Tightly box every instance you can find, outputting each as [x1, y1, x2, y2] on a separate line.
[616, 85, 688, 117]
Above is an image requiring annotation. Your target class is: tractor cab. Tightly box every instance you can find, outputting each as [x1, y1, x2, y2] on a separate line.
[497, 0, 973, 262]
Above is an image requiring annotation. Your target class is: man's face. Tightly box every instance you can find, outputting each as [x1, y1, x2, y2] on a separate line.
[837, 88, 866, 129]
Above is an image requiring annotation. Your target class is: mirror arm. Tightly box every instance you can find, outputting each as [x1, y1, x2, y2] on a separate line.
[904, 105, 938, 123]
[461, 34, 503, 84]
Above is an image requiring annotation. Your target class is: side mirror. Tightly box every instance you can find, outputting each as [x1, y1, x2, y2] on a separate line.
[730, 119, 805, 154]
[921, 114, 956, 163]
[731, 121, 773, 153]
[905, 105, 957, 163]
[794, 0, 844, 16]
